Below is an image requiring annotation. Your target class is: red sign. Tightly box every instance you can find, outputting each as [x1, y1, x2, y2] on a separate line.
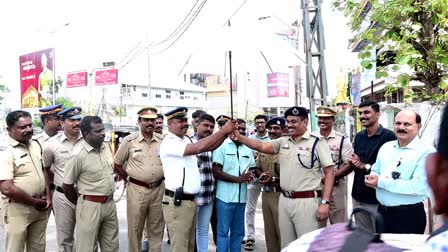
[67, 71, 88, 88]
[95, 69, 118, 86]
[19, 48, 55, 108]
[267, 73, 289, 97]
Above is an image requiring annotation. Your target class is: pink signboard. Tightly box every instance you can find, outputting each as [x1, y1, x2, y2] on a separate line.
[67, 71, 88, 88]
[95, 68, 118, 86]
[19, 48, 55, 108]
[267, 72, 289, 97]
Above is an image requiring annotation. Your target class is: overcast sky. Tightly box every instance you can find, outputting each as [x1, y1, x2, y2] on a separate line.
[0, 0, 357, 104]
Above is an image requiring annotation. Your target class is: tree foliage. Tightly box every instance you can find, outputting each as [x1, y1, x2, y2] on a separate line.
[55, 96, 74, 108]
[333, 0, 448, 101]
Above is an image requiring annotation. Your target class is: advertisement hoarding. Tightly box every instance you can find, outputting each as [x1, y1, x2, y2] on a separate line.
[95, 69, 118, 86]
[19, 48, 55, 108]
[267, 72, 289, 97]
[67, 71, 88, 88]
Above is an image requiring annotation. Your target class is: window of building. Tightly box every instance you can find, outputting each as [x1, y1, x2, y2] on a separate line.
[155, 94, 162, 98]
[180, 96, 184, 100]
[142, 93, 147, 97]
[166, 95, 171, 99]
[166, 90, 171, 94]
[194, 96, 198, 100]
[180, 91, 184, 95]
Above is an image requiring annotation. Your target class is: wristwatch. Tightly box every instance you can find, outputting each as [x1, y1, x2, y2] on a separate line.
[321, 199, 330, 205]
[365, 164, 371, 171]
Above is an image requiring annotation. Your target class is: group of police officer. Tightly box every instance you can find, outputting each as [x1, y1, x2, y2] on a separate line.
[0, 103, 352, 252]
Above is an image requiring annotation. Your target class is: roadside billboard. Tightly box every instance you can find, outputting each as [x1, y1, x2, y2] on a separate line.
[67, 71, 88, 88]
[267, 72, 289, 97]
[19, 48, 55, 108]
[95, 68, 118, 86]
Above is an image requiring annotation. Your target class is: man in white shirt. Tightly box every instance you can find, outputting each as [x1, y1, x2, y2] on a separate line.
[160, 107, 236, 252]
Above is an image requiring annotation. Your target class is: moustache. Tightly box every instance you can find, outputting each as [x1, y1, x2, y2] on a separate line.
[397, 129, 407, 134]
[24, 131, 33, 136]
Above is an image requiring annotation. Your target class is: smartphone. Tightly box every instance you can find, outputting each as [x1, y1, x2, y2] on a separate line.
[259, 174, 269, 181]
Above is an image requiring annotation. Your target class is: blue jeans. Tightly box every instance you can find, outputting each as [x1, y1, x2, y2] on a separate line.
[216, 198, 245, 252]
[196, 202, 214, 252]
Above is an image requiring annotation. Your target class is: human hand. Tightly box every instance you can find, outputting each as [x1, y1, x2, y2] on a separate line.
[364, 174, 378, 188]
[316, 204, 330, 221]
[33, 198, 48, 211]
[239, 172, 253, 183]
[258, 172, 272, 185]
[351, 154, 365, 169]
[222, 120, 238, 134]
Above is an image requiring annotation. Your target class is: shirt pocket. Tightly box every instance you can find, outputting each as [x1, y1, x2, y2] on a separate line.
[131, 148, 144, 162]
[14, 156, 32, 176]
[84, 166, 103, 182]
[297, 149, 313, 169]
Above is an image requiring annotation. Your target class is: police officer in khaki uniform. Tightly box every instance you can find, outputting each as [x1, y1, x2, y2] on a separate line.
[234, 106, 335, 248]
[314, 106, 354, 224]
[63, 116, 118, 252]
[0, 110, 51, 252]
[253, 117, 286, 252]
[114, 106, 165, 252]
[43, 106, 84, 252]
[33, 104, 64, 147]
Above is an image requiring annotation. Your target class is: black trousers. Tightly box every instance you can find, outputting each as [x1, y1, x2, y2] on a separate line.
[378, 202, 426, 234]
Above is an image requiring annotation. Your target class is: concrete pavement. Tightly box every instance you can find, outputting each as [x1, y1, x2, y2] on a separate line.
[0, 191, 268, 252]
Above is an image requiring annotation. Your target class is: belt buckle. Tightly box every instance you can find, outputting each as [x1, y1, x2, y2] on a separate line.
[283, 190, 291, 198]
[314, 191, 318, 198]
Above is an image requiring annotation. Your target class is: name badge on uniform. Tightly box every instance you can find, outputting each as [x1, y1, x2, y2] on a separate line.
[132, 149, 143, 158]
[20, 153, 28, 158]
[60, 150, 69, 154]
[282, 144, 289, 149]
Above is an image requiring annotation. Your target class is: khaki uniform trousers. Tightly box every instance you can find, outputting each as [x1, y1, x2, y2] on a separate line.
[279, 196, 323, 248]
[162, 194, 198, 252]
[127, 182, 165, 252]
[261, 192, 281, 252]
[53, 190, 77, 252]
[329, 179, 348, 224]
[2, 201, 49, 252]
[75, 197, 119, 252]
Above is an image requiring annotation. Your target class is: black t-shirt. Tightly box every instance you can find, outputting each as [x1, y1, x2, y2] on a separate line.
[352, 125, 397, 204]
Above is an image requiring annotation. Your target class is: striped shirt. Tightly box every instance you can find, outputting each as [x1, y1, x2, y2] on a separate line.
[192, 134, 215, 206]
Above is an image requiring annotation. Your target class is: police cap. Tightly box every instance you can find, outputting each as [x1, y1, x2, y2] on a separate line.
[165, 107, 188, 120]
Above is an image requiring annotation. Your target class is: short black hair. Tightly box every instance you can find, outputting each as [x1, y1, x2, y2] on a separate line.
[237, 118, 246, 124]
[80, 116, 102, 138]
[6, 110, 31, 128]
[156, 114, 164, 120]
[438, 105, 448, 160]
[192, 110, 206, 119]
[415, 112, 421, 124]
[198, 114, 215, 124]
[254, 114, 268, 122]
[359, 100, 380, 113]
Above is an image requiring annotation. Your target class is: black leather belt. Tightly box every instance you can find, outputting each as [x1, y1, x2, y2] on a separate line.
[379, 202, 423, 213]
[164, 189, 196, 201]
[55, 186, 64, 194]
[129, 177, 164, 189]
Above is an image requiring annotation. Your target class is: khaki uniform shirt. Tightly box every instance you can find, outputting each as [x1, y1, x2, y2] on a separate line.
[42, 132, 83, 187]
[313, 130, 354, 169]
[114, 132, 164, 182]
[0, 136, 45, 197]
[63, 141, 115, 196]
[270, 131, 334, 192]
[33, 131, 50, 148]
[256, 153, 280, 178]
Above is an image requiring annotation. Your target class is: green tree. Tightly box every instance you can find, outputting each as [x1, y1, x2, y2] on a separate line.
[333, 0, 448, 101]
[0, 83, 10, 105]
[55, 96, 74, 108]
[42, 76, 63, 106]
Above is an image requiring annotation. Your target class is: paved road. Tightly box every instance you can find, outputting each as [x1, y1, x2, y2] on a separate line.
[0, 191, 267, 252]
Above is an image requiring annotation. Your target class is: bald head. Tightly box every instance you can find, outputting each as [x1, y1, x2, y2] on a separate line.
[393, 110, 421, 147]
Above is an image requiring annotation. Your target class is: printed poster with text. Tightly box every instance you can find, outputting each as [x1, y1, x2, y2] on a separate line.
[19, 48, 55, 108]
